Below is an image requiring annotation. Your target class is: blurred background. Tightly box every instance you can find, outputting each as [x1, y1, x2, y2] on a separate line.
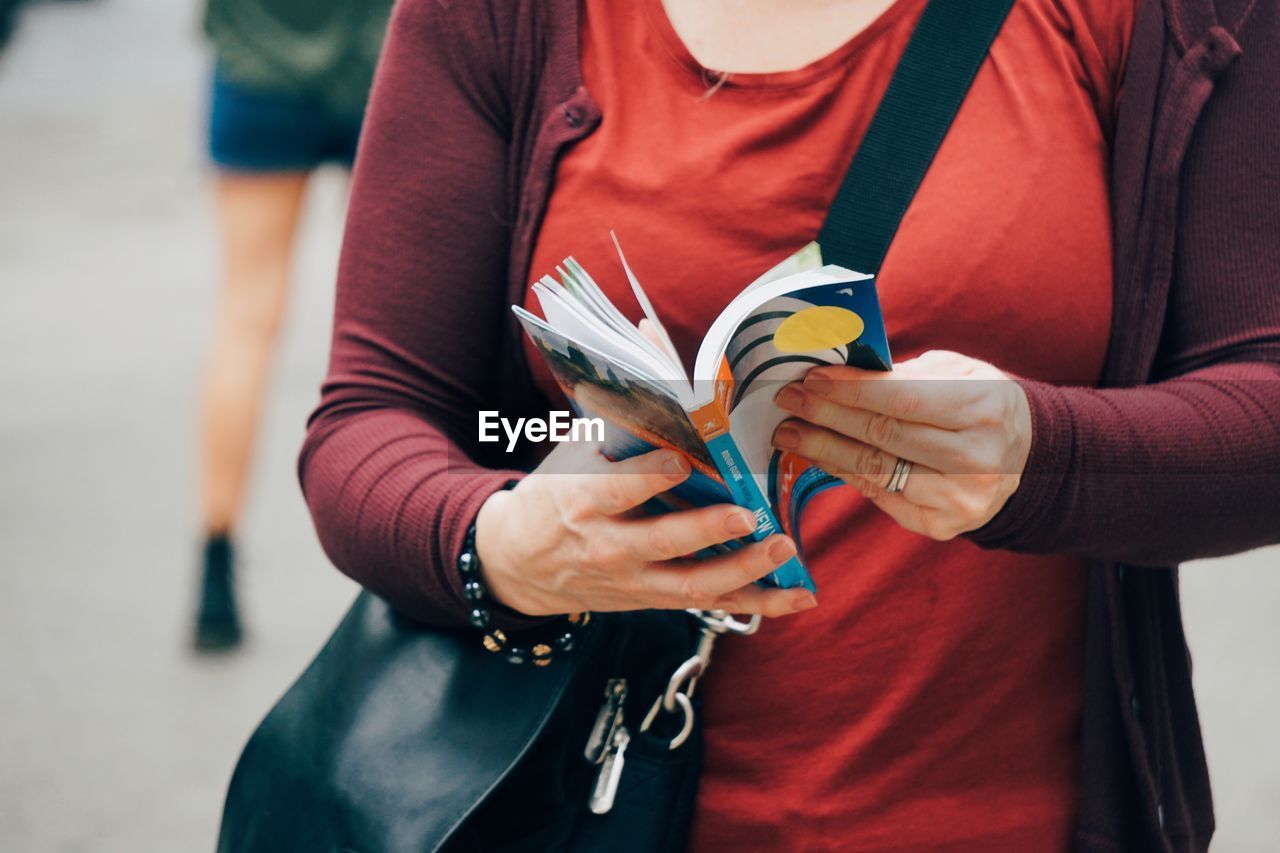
[0, 0, 1276, 850]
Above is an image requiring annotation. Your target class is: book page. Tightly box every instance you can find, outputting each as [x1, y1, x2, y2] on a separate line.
[699, 270, 892, 502]
[513, 309, 730, 503]
[739, 240, 825, 296]
[558, 257, 675, 371]
[610, 232, 684, 377]
[526, 283, 682, 390]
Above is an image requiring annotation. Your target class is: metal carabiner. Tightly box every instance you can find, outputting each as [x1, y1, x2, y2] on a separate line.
[690, 609, 762, 636]
[637, 647, 704, 752]
[717, 613, 762, 635]
[639, 690, 695, 750]
[634, 608, 765, 753]
[662, 655, 704, 713]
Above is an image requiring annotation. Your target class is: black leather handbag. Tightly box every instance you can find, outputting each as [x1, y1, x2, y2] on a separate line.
[218, 594, 710, 852]
[216, 2, 1014, 850]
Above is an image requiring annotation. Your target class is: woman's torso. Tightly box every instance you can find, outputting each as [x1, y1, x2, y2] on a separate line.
[524, 0, 1133, 848]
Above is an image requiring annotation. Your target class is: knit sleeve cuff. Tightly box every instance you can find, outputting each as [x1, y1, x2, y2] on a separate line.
[964, 378, 1075, 551]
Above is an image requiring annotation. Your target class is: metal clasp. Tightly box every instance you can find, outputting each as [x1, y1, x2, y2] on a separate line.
[584, 678, 627, 764]
[637, 609, 757, 751]
[587, 610, 760, 813]
[585, 678, 631, 814]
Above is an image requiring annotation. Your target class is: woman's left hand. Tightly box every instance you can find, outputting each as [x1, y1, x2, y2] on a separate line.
[771, 350, 1033, 541]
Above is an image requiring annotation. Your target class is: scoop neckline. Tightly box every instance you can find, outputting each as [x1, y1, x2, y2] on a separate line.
[643, 0, 922, 91]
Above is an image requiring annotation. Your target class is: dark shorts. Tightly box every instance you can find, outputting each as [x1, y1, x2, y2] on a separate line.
[208, 66, 362, 172]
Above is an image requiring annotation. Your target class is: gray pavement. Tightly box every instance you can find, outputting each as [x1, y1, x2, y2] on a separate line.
[0, 1, 1277, 851]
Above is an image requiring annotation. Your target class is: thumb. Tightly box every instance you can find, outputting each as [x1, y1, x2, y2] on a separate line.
[637, 318, 665, 350]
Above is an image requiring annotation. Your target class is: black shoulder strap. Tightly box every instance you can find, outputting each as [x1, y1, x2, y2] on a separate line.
[817, 0, 1015, 275]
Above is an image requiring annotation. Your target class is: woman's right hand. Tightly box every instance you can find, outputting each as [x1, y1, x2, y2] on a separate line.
[474, 443, 819, 619]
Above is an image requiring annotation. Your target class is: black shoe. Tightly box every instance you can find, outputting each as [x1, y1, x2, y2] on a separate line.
[194, 534, 243, 652]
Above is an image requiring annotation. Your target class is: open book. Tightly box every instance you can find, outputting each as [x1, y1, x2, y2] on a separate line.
[514, 235, 892, 593]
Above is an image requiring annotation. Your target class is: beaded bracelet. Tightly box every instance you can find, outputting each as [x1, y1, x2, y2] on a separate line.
[459, 520, 588, 666]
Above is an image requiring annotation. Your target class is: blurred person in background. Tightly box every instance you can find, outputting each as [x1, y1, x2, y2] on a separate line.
[1, 0, 98, 51]
[194, 0, 393, 651]
[0, 0, 19, 48]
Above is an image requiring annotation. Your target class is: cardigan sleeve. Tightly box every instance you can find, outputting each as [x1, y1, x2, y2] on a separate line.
[297, 0, 537, 627]
[967, 6, 1280, 565]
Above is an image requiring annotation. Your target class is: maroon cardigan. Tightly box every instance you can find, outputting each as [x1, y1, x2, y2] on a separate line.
[299, 0, 1280, 849]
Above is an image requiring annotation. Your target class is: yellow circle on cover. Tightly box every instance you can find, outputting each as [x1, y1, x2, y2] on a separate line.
[772, 307, 865, 353]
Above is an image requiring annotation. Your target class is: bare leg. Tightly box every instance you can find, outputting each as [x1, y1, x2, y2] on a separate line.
[192, 171, 308, 651]
[199, 172, 309, 536]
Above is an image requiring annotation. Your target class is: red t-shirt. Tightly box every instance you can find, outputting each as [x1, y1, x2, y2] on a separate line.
[525, 0, 1132, 848]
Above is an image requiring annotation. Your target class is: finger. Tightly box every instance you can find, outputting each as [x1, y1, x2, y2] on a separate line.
[861, 488, 934, 535]
[772, 419, 889, 482]
[637, 318, 665, 350]
[584, 449, 691, 517]
[623, 503, 759, 562]
[851, 477, 979, 542]
[828, 455, 949, 510]
[775, 384, 966, 469]
[772, 420, 946, 499]
[799, 367, 984, 429]
[642, 535, 799, 610]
